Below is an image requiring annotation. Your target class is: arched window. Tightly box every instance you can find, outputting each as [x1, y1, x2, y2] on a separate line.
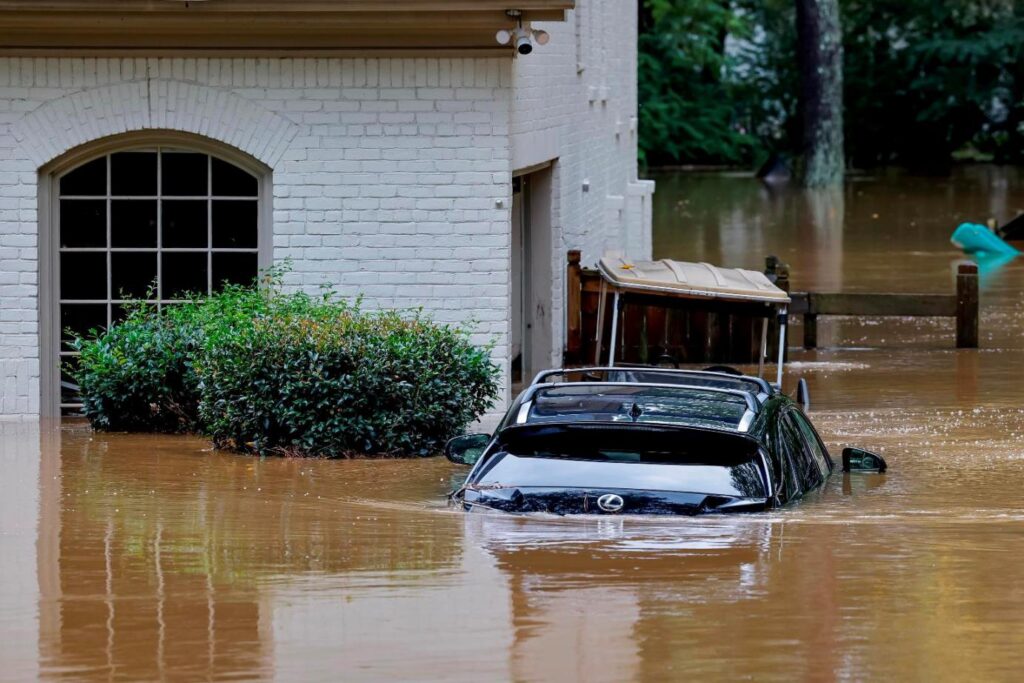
[45, 138, 270, 416]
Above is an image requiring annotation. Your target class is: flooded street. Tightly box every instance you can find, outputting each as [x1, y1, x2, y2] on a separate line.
[6, 165, 1024, 681]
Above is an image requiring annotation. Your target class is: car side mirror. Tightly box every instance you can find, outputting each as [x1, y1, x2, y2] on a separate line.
[445, 433, 491, 465]
[795, 377, 810, 412]
[842, 447, 887, 473]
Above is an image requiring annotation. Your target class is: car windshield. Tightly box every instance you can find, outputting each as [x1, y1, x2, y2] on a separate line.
[475, 425, 767, 498]
[526, 384, 749, 429]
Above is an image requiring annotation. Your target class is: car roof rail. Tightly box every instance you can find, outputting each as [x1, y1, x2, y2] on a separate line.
[527, 381, 761, 415]
[529, 366, 774, 396]
[522, 381, 760, 433]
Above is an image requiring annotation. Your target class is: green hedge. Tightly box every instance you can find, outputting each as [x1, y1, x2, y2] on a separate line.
[71, 281, 500, 457]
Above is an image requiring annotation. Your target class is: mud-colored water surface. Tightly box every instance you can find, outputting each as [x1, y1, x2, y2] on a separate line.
[5, 166, 1024, 681]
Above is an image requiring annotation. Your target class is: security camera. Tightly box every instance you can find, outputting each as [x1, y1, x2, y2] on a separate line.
[498, 10, 547, 55]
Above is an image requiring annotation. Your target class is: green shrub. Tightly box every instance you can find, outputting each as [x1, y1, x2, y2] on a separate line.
[195, 299, 500, 457]
[70, 283, 273, 433]
[71, 303, 201, 432]
[71, 281, 500, 457]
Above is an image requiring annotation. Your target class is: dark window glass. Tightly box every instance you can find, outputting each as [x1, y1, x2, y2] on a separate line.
[528, 384, 749, 429]
[60, 358, 82, 405]
[783, 415, 825, 491]
[212, 157, 258, 196]
[162, 153, 208, 196]
[773, 420, 803, 502]
[213, 252, 258, 288]
[111, 152, 157, 196]
[791, 412, 833, 478]
[111, 252, 157, 300]
[212, 200, 258, 248]
[111, 303, 135, 325]
[60, 252, 107, 299]
[59, 200, 106, 248]
[163, 200, 208, 248]
[59, 157, 106, 196]
[111, 200, 157, 248]
[162, 252, 208, 298]
[61, 304, 107, 342]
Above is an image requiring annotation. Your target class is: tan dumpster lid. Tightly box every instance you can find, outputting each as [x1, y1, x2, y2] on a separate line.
[597, 257, 791, 304]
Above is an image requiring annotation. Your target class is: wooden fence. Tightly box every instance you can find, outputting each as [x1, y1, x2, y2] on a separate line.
[564, 251, 979, 367]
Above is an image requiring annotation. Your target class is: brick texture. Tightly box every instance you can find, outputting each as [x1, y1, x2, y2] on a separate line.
[0, 2, 651, 420]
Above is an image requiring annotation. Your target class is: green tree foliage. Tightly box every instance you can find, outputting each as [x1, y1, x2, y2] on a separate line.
[640, 0, 1024, 168]
[639, 0, 762, 166]
[844, 1, 1024, 167]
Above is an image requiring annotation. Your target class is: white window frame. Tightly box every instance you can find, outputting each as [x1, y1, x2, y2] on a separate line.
[38, 131, 273, 418]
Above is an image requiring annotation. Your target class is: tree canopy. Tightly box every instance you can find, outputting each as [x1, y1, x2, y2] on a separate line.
[639, 0, 1024, 169]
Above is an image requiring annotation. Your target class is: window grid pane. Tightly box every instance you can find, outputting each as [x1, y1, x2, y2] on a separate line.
[56, 147, 260, 411]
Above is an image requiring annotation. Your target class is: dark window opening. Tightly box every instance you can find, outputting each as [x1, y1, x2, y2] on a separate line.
[56, 148, 261, 414]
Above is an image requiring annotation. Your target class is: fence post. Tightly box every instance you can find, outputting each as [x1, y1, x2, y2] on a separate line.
[566, 250, 582, 362]
[956, 262, 979, 348]
[803, 311, 818, 349]
[776, 262, 791, 361]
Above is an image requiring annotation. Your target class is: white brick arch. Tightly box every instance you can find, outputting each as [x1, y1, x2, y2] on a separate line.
[11, 79, 298, 170]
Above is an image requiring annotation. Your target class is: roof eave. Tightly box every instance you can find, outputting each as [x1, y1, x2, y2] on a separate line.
[0, 1, 574, 56]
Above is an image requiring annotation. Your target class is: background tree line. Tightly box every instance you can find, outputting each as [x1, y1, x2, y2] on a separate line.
[639, 0, 1024, 170]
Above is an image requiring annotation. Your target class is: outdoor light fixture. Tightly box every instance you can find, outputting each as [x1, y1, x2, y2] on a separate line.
[496, 9, 548, 54]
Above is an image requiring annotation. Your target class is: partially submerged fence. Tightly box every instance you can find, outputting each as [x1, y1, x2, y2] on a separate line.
[565, 251, 979, 366]
[791, 261, 978, 349]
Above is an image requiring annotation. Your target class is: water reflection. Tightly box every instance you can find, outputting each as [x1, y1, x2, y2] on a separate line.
[35, 426, 468, 681]
[464, 512, 852, 681]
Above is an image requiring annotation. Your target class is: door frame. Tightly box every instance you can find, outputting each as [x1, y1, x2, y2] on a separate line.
[511, 161, 556, 387]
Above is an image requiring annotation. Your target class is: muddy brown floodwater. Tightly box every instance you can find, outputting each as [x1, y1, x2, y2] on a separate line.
[5, 165, 1024, 681]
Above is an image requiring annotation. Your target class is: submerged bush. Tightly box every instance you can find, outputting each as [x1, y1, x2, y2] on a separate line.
[71, 284, 273, 433]
[71, 306, 201, 432]
[196, 304, 499, 457]
[71, 280, 500, 457]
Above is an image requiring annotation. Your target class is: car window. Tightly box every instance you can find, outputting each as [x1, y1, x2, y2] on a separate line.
[479, 426, 769, 499]
[782, 414, 825, 491]
[527, 385, 749, 429]
[790, 411, 832, 479]
[773, 418, 805, 501]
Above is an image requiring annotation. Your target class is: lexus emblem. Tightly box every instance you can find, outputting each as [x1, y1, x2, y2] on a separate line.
[596, 494, 624, 513]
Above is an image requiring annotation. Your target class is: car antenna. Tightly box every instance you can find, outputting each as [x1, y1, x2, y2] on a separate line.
[629, 402, 643, 422]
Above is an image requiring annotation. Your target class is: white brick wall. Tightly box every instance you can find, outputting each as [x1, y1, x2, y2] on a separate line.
[511, 0, 654, 369]
[0, 2, 652, 420]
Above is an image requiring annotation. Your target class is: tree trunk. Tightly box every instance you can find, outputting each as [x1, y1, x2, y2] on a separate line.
[796, 0, 844, 187]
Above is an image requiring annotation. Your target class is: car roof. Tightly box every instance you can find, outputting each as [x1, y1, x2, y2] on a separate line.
[513, 380, 761, 434]
[530, 367, 775, 401]
[498, 420, 764, 447]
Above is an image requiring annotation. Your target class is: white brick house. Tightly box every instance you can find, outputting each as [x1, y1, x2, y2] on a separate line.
[0, 1, 653, 420]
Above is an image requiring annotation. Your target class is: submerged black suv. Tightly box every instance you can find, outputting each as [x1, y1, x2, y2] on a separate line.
[446, 367, 886, 515]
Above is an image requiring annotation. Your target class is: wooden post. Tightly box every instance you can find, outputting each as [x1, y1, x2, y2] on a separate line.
[776, 263, 791, 361]
[707, 312, 725, 362]
[566, 250, 582, 362]
[803, 313, 818, 349]
[956, 262, 979, 348]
